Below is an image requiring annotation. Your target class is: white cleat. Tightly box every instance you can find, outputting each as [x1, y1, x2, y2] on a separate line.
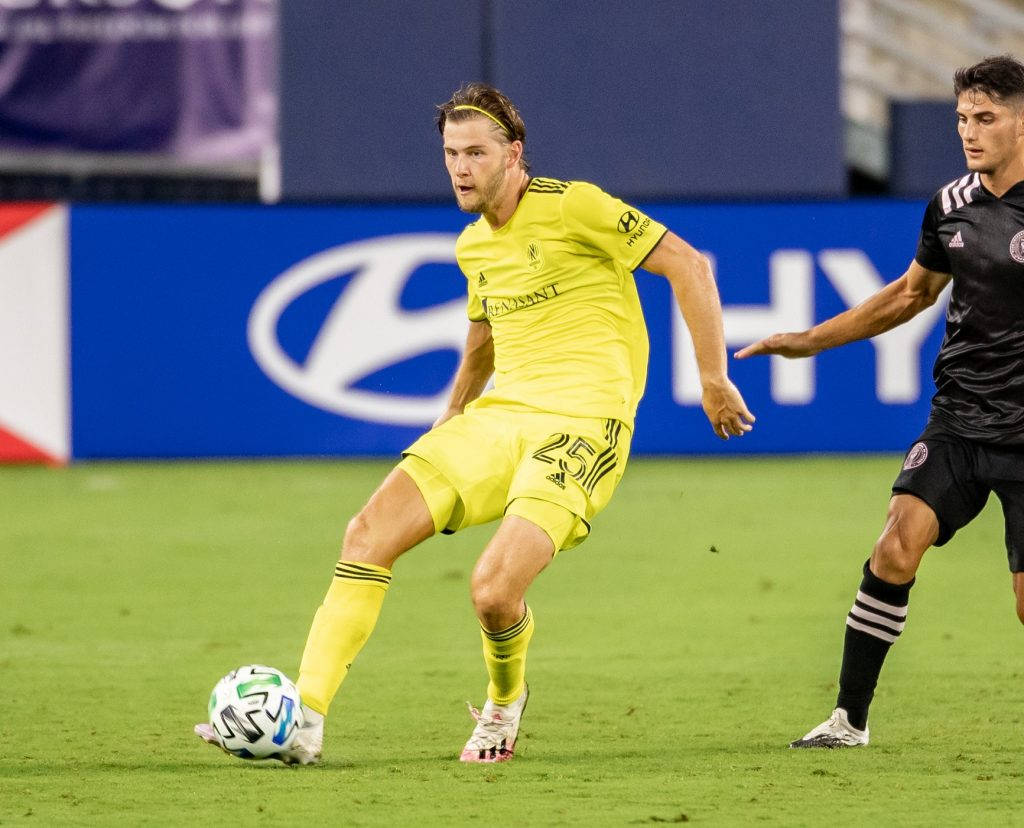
[789, 707, 869, 749]
[275, 707, 324, 765]
[460, 685, 529, 763]
[194, 705, 324, 765]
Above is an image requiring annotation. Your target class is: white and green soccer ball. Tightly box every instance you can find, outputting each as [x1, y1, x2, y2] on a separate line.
[207, 665, 304, 759]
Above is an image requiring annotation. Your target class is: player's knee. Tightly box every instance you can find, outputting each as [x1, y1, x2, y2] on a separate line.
[1015, 585, 1024, 626]
[872, 531, 922, 583]
[470, 581, 504, 624]
[341, 510, 373, 559]
[470, 576, 518, 630]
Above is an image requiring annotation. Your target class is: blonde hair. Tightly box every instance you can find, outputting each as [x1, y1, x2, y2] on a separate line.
[437, 83, 530, 172]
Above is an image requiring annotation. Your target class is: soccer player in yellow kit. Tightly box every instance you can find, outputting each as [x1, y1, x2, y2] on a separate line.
[197, 83, 754, 764]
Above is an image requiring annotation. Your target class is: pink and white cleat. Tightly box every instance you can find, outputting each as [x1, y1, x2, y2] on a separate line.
[459, 685, 529, 763]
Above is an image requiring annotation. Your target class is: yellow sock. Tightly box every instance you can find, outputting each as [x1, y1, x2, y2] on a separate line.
[480, 605, 534, 705]
[296, 560, 392, 715]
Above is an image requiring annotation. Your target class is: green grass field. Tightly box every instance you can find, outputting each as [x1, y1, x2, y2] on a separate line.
[2, 457, 1021, 826]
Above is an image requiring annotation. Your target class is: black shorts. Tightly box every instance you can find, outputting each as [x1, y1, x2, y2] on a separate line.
[892, 422, 1024, 571]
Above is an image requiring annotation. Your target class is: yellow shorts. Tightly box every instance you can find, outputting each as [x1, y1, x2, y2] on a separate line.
[399, 399, 632, 552]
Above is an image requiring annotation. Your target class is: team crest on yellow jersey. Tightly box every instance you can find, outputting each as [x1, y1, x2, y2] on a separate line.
[526, 240, 544, 272]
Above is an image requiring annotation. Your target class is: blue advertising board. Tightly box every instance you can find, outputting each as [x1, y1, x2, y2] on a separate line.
[69, 200, 942, 459]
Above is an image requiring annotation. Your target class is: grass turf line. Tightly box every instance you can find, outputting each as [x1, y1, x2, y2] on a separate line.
[1, 457, 1019, 825]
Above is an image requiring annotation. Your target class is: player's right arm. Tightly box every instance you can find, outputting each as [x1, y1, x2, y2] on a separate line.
[643, 231, 754, 439]
[734, 260, 951, 360]
[433, 319, 494, 427]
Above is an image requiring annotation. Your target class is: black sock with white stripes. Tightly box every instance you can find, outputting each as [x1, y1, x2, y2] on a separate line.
[835, 560, 914, 731]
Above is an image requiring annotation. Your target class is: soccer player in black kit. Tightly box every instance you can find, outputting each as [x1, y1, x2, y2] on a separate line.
[736, 54, 1024, 748]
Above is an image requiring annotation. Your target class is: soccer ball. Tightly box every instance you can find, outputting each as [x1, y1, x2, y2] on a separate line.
[207, 665, 304, 759]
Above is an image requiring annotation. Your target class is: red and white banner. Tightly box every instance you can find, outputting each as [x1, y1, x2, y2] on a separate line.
[0, 202, 69, 464]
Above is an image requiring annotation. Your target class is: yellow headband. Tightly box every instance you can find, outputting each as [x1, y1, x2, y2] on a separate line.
[452, 104, 511, 137]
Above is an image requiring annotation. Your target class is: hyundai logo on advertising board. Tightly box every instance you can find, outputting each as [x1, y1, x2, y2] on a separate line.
[68, 202, 947, 458]
[248, 234, 466, 427]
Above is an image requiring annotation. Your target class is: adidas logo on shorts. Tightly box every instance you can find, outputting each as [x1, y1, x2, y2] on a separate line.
[545, 471, 566, 489]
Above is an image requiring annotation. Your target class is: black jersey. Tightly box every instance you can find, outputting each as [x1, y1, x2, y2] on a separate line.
[915, 172, 1024, 446]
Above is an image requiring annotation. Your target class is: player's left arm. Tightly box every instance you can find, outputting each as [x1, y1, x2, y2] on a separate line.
[734, 260, 950, 359]
[641, 232, 755, 439]
[433, 319, 494, 428]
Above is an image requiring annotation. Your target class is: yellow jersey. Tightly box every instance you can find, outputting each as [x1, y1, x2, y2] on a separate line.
[455, 177, 667, 426]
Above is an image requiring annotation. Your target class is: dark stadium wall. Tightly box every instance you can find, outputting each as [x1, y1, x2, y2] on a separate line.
[889, 101, 968, 198]
[279, 1, 843, 201]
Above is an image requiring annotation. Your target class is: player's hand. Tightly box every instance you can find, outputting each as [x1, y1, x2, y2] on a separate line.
[734, 332, 819, 359]
[701, 379, 755, 440]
